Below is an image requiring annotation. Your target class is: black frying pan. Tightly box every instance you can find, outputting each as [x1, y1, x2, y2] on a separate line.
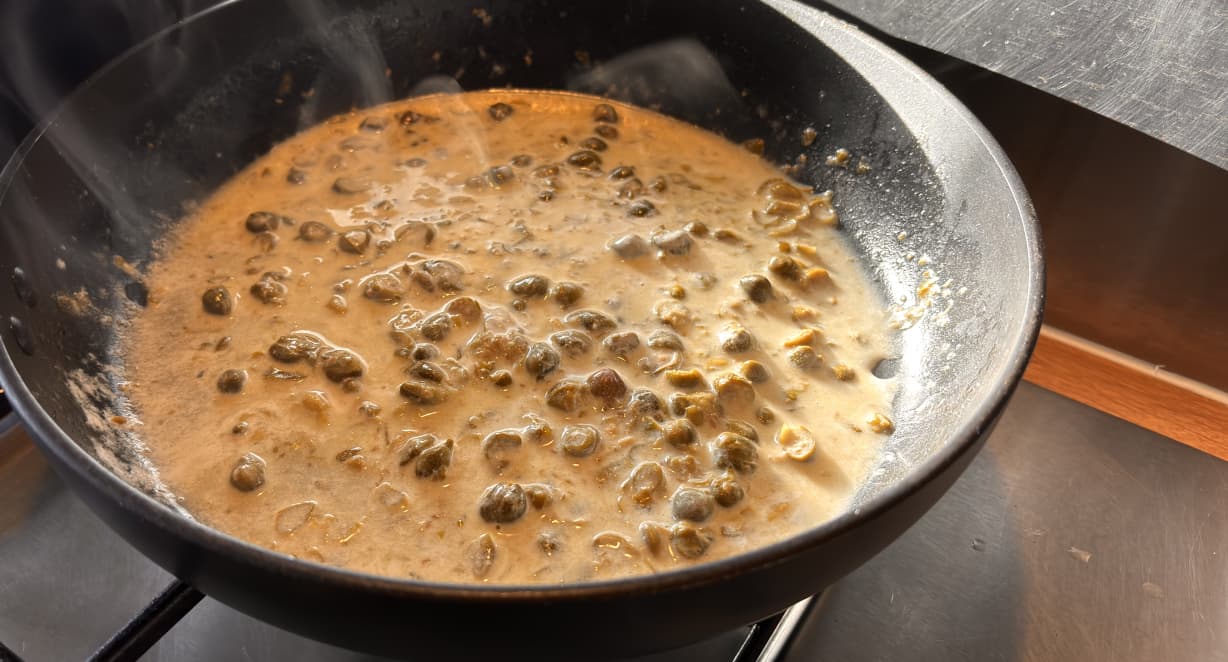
[0, 0, 1043, 658]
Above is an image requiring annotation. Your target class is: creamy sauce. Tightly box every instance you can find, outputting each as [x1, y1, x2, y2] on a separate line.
[123, 90, 894, 584]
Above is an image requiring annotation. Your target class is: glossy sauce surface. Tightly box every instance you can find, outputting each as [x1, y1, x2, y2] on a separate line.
[123, 91, 895, 584]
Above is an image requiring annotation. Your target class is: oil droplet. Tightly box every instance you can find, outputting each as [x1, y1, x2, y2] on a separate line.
[8, 316, 34, 355]
[11, 267, 35, 308]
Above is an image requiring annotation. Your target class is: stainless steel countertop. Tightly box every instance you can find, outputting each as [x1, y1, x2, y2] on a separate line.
[1, 383, 1225, 661]
[817, 0, 1228, 169]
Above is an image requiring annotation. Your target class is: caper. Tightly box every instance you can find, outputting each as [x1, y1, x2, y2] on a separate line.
[602, 331, 640, 357]
[623, 462, 665, 507]
[249, 279, 287, 305]
[524, 343, 561, 379]
[419, 312, 453, 341]
[739, 360, 770, 383]
[396, 432, 439, 465]
[649, 230, 690, 256]
[671, 523, 713, 559]
[338, 230, 370, 254]
[756, 407, 776, 424]
[719, 326, 755, 353]
[594, 124, 619, 139]
[629, 200, 657, 217]
[545, 378, 586, 412]
[739, 274, 773, 303]
[712, 432, 758, 474]
[399, 109, 434, 126]
[587, 368, 627, 401]
[486, 165, 515, 186]
[415, 439, 453, 479]
[410, 343, 439, 361]
[533, 164, 560, 178]
[482, 429, 523, 470]
[672, 487, 715, 522]
[564, 309, 617, 333]
[478, 482, 527, 523]
[617, 178, 645, 199]
[714, 373, 756, 406]
[525, 484, 554, 509]
[488, 102, 514, 121]
[768, 255, 803, 280]
[610, 234, 650, 259]
[230, 453, 266, 492]
[712, 476, 745, 507]
[268, 333, 321, 363]
[510, 154, 533, 167]
[664, 369, 705, 389]
[332, 177, 371, 195]
[201, 287, 232, 316]
[444, 296, 482, 323]
[537, 190, 556, 201]
[648, 176, 667, 193]
[788, 346, 822, 370]
[362, 273, 403, 302]
[662, 419, 697, 448]
[403, 157, 427, 168]
[321, 349, 364, 382]
[566, 150, 602, 170]
[298, 221, 332, 242]
[640, 522, 669, 556]
[549, 281, 584, 308]
[627, 388, 662, 419]
[560, 424, 600, 457]
[593, 103, 619, 123]
[684, 221, 709, 237]
[244, 211, 286, 233]
[725, 419, 759, 442]
[358, 115, 386, 132]
[522, 419, 554, 445]
[286, 168, 307, 185]
[550, 330, 593, 357]
[409, 360, 446, 383]
[508, 274, 550, 297]
[490, 369, 513, 387]
[608, 165, 635, 180]
[399, 380, 448, 405]
[646, 330, 685, 352]
[580, 136, 607, 152]
[419, 259, 466, 291]
[216, 369, 247, 394]
[469, 533, 497, 577]
[742, 137, 765, 154]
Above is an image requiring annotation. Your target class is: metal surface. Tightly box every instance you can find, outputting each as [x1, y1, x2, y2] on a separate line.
[3, 383, 1225, 660]
[817, 0, 1228, 169]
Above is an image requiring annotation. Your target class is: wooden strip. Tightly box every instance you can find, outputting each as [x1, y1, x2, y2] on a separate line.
[1024, 326, 1228, 461]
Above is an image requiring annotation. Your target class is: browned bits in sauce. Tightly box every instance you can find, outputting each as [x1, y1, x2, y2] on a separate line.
[123, 90, 893, 585]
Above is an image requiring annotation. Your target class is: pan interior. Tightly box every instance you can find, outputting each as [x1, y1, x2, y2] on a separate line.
[0, 0, 1036, 577]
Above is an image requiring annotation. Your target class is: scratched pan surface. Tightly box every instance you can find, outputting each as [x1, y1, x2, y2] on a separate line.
[0, 0, 1041, 658]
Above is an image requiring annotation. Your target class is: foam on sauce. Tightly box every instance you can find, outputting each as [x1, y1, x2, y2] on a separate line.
[122, 90, 895, 584]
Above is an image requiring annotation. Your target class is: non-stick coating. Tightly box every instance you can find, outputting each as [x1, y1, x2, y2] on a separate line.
[0, 0, 1042, 658]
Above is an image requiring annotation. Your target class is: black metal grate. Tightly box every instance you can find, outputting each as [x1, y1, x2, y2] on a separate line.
[0, 579, 812, 662]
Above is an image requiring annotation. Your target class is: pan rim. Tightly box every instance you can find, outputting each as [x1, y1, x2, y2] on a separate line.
[0, 0, 1044, 603]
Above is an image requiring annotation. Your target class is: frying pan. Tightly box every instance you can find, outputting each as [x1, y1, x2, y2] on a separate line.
[0, 0, 1043, 658]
